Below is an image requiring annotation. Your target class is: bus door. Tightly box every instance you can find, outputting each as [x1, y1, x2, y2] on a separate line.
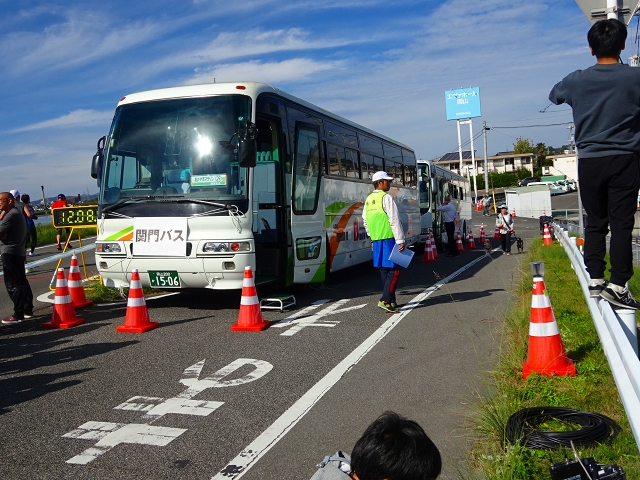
[252, 117, 288, 283]
[290, 122, 326, 284]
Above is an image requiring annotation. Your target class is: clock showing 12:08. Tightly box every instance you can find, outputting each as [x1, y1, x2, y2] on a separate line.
[52, 206, 99, 228]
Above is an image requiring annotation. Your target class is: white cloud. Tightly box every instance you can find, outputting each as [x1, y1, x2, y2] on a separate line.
[9, 109, 113, 133]
[185, 58, 342, 84]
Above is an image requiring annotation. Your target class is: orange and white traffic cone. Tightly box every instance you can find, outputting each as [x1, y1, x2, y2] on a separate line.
[522, 275, 576, 379]
[422, 235, 436, 263]
[67, 255, 93, 309]
[116, 269, 159, 333]
[43, 268, 85, 329]
[479, 224, 486, 243]
[231, 267, 270, 331]
[467, 230, 476, 249]
[494, 225, 501, 240]
[430, 232, 439, 259]
[543, 224, 553, 246]
[456, 231, 464, 252]
[511, 207, 517, 218]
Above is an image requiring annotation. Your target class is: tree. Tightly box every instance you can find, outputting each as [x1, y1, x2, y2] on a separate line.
[513, 137, 534, 154]
[534, 142, 547, 176]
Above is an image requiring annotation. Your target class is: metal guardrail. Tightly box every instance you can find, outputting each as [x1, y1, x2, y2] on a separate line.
[554, 225, 640, 451]
[0, 243, 95, 278]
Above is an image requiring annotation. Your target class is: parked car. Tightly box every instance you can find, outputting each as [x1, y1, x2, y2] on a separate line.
[527, 181, 565, 196]
[553, 181, 570, 193]
[518, 176, 540, 187]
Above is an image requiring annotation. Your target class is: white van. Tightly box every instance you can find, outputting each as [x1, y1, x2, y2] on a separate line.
[527, 181, 564, 195]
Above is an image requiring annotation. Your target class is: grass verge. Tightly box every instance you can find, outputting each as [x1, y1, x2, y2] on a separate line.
[470, 237, 640, 478]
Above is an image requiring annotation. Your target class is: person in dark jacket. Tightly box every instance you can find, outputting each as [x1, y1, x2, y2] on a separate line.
[549, 19, 640, 309]
[0, 192, 34, 324]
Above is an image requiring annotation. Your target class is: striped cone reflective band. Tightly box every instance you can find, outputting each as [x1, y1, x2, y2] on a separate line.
[522, 276, 575, 378]
[543, 225, 553, 246]
[511, 208, 517, 218]
[430, 232, 438, 259]
[67, 255, 93, 308]
[479, 224, 486, 243]
[422, 234, 436, 263]
[467, 230, 476, 249]
[494, 225, 501, 239]
[43, 268, 85, 329]
[231, 267, 269, 331]
[456, 231, 464, 251]
[116, 269, 159, 333]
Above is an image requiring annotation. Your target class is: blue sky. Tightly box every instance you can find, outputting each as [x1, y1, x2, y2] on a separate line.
[1, 0, 636, 198]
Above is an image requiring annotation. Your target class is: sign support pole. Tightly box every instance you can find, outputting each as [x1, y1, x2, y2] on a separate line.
[456, 119, 464, 175]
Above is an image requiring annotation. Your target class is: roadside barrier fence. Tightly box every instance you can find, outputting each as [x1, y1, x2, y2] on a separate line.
[554, 224, 640, 452]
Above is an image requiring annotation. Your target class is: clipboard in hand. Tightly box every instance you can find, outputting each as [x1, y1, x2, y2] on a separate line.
[388, 243, 413, 268]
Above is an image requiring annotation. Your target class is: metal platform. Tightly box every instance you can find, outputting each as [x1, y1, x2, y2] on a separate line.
[259, 294, 296, 312]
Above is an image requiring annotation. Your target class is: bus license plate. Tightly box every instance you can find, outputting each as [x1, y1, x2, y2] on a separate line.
[148, 271, 181, 288]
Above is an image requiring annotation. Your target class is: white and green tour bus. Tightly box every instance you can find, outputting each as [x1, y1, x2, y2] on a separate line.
[417, 160, 472, 251]
[91, 82, 420, 290]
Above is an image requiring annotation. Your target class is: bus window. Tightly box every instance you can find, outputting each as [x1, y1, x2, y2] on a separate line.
[385, 161, 403, 185]
[359, 134, 384, 157]
[256, 119, 280, 163]
[293, 127, 321, 213]
[327, 144, 345, 177]
[343, 148, 359, 178]
[383, 143, 403, 164]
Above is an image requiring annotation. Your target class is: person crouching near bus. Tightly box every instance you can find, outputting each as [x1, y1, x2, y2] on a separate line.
[363, 171, 405, 314]
[437, 196, 459, 257]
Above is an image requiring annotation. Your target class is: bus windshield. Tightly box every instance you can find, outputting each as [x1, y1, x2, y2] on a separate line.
[100, 95, 251, 209]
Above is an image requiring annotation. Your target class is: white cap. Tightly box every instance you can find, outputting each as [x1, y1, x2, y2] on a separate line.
[9, 189, 20, 198]
[372, 171, 393, 182]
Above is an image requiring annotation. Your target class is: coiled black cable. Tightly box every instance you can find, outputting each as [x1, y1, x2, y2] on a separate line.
[505, 407, 620, 449]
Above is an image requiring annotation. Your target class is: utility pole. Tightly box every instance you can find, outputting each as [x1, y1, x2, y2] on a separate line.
[483, 121, 490, 192]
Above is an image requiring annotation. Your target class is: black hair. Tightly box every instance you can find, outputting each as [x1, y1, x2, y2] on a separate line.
[351, 411, 442, 480]
[587, 19, 627, 58]
[21, 194, 30, 204]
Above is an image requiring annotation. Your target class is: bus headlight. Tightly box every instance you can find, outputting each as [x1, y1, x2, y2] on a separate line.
[203, 242, 251, 253]
[96, 243, 122, 253]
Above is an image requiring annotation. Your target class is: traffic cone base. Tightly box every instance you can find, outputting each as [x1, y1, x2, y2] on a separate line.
[522, 276, 575, 379]
[231, 267, 269, 331]
[116, 269, 158, 333]
[43, 268, 85, 329]
[67, 255, 93, 309]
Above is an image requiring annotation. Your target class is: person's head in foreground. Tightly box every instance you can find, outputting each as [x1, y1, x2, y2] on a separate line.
[350, 411, 441, 480]
[588, 18, 626, 59]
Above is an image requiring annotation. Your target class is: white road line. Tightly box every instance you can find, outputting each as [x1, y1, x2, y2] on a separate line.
[211, 253, 490, 480]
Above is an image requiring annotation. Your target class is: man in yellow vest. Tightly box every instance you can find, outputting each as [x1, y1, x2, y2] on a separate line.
[363, 171, 405, 313]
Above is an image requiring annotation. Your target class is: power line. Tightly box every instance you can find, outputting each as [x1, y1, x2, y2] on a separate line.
[491, 122, 573, 129]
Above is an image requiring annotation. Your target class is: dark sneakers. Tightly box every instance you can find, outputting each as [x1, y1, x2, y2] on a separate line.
[600, 286, 640, 310]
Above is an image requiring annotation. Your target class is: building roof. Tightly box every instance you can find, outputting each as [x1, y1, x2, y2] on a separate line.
[438, 151, 475, 162]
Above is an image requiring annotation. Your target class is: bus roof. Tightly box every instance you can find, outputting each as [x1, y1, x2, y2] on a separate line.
[116, 81, 413, 153]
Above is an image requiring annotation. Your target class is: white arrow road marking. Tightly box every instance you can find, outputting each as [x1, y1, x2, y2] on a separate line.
[63, 358, 273, 464]
[212, 253, 489, 479]
[272, 299, 367, 336]
[270, 299, 331, 326]
[64, 422, 187, 465]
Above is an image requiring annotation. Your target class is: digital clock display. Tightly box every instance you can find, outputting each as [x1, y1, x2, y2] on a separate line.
[52, 206, 99, 228]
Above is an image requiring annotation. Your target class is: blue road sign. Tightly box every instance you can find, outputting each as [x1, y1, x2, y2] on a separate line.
[445, 87, 481, 121]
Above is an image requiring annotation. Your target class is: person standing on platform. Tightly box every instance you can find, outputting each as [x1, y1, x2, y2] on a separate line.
[549, 18, 640, 309]
[0, 192, 34, 324]
[363, 171, 405, 314]
[437, 196, 459, 257]
[51, 193, 70, 250]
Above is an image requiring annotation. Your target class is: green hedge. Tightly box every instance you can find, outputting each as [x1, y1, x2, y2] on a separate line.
[474, 168, 532, 190]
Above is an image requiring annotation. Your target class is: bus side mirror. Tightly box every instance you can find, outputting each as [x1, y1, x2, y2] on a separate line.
[91, 136, 106, 179]
[238, 123, 257, 168]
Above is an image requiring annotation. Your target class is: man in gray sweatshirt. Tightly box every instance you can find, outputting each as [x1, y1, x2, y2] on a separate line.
[0, 191, 33, 324]
[549, 19, 640, 309]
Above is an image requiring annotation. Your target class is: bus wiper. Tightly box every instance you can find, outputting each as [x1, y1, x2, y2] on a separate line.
[101, 196, 152, 214]
[169, 198, 239, 210]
